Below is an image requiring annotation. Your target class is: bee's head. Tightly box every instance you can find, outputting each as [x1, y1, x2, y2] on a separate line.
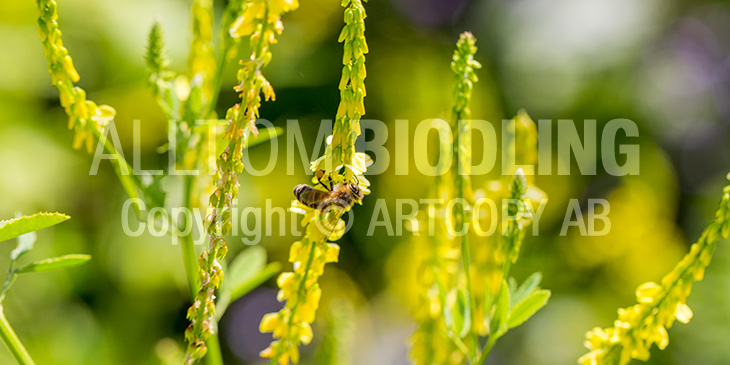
[348, 182, 364, 202]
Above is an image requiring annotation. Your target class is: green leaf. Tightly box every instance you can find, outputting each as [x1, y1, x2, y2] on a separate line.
[216, 262, 280, 320]
[456, 288, 472, 338]
[191, 120, 228, 134]
[10, 232, 37, 261]
[508, 276, 518, 296]
[511, 272, 542, 307]
[490, 280, 510, 336]
[507, 289, 550, 330]
[225, 246, 267, 299]
[443, 288, 459, 337]
[183, 81, 204, 122]
[0, 212, 70, 243]
[246, 127, 283, 149]
[232, 262, 280, 301]
[444, 287, 472, 339]
[216, 246, 281, 320]
[17, 254, 91, 274]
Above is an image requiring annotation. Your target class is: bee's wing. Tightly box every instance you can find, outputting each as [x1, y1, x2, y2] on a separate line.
[294, 185, 331, 209]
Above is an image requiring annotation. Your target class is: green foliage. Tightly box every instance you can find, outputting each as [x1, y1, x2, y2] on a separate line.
[444, 288, 472, 339]
[0, 213, 90, 365]
[215, 247, 281, 320]
[507, 286, 550, 330]
[16, 255, 91, 274]
[0, 213, 69, 243]
[315, 298, 356, 365]
[489, 280, 510, 337]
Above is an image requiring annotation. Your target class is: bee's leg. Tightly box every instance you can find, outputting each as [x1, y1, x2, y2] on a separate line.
[315, 170, 331, 191]
[316, 176, 329, 191]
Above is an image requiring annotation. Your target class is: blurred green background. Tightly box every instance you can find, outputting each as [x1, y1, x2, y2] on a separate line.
[2, 0, 730, 364]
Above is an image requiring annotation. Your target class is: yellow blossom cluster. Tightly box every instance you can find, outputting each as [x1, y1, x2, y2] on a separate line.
[259, 1, 370, 364]
[579, 180, 730, 365]
[36, 0, 116, 152]
[409, 141, 464, 364]
[189, 0, 217, 112]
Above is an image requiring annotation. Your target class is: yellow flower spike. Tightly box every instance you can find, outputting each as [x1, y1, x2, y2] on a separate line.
[579, 179, 730, 364]
[259, 2, 369, 364]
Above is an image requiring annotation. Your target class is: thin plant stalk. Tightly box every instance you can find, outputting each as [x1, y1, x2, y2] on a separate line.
[0, 309, 34, 365]
[449, 31, 481, 362]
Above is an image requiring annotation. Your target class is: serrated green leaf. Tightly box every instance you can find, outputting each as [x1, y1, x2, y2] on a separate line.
[0, 212, 70, 243]
[490, 280, 510, 336]
[511, 272, 542, 307]
[507, 289, 550, 329]
[17, 254, 91, 274]
[10, 231, 36, 261]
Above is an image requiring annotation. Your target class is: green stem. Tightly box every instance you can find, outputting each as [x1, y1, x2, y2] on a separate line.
[206, 55, 227, 119]
[181, 171, 223, 365]
[0, 308, 34, 365]
[460, 234, 477, 362]
[476, 223, 516, 364]
[453, 95, 476, 361]
[204, 333, 223, 365]
[90, 124, 143, 215]
[477, 334, 497, 365]
[181, 174, 199, 298]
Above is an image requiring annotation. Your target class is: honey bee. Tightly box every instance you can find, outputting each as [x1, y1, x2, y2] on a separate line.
[294, 170, 364, 213]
